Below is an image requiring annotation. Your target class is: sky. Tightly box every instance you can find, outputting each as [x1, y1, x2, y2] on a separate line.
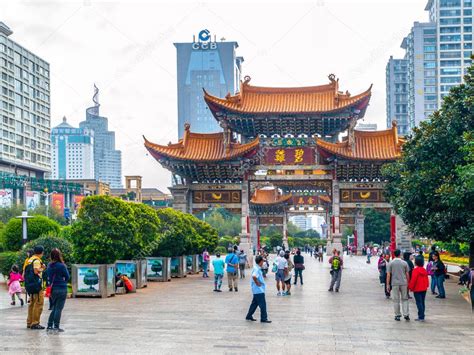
[1, 0, 428, 193]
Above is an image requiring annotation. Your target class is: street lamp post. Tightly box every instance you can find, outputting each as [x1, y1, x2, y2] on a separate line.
[16, 210, 33, 245]
[40, 189, 57, 218]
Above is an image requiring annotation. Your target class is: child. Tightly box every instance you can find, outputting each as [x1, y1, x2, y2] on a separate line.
[8, 265, 24, 306]
[408, 256, 429, 321]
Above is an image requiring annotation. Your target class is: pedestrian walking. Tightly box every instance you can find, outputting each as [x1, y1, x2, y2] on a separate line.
[245, 255, 271, 323]
[386, 249, 410, 321]
[328, 250, 343, 292]
[366, 246, 372, 264]
[46, 248, 69, 332]
[283, 252, 293, 296]
[318, 245, 324, 262]
[261, 253, 269, 278]
[274, 250, 288, 296]
[202, 249, 210, 278]
[426, 259, 437, 295]
[238, 249, 249, 279]
[225, 248, 239, 292]
[293, 249, 304, 285]
[408, 256, 429, 322]
[212, 252, 225, 292]
[24, 245, 46, 330]
[432, 252, 446, 299]
[378, 253, 391, 299]
[8, 265, 24, 306]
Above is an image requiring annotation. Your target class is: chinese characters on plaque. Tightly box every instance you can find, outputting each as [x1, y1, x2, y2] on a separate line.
[264, 147, 314, 165]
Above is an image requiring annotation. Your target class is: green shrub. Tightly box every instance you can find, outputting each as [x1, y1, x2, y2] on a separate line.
[153, 208, 194, 257]
[17, 235, 75, 269]
[70, 196, 138, 264]
[0, 251, 20, 278]
[3, 215, 61, 251]
[214, 246, 227, 255]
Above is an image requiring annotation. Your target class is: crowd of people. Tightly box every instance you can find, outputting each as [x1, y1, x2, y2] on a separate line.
[5, 241, 473, 330]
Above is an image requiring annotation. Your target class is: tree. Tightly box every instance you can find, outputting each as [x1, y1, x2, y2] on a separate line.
[383, 61, 474, 267]
[70, 196, 138, 264]
[364, 208, 391, 245]
[127, 203, 162, 259]
[199, 207, 241, 237]
[192, 217, 218, 253]
[3, 215, 61, 251]
[17, 234, 75, 269]
[154, 208, 193, 257]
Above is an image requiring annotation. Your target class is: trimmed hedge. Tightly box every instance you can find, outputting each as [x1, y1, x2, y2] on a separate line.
[0, 251, 20, 278]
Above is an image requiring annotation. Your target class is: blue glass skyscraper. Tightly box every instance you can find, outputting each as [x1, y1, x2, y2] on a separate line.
[79, 85, 122, 188]
[174, 31, 243, 137]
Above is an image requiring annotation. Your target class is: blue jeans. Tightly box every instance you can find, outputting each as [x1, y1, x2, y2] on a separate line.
[294, 269, 303, 285]
[430, 275, 437, 293]
[436, 275, 445, 297]
[48, 288, 67, 328]
[214, 273, 223, 290]
[414, 291, 426, 320]
[246, 293, 268, 321]
[202, 261, 208, 277]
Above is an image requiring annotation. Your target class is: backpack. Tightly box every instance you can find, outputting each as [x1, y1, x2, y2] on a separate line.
[24, 258, 42, 295]
[331, 257, 341, 271]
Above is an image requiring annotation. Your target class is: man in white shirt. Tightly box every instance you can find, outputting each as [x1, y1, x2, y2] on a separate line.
[274, 250, 288, 296]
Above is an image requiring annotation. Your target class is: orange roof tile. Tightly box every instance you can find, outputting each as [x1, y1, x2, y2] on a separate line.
[144, 124, 259, 162]
[250, 187, 292, 205]
[204, 74, 372, 115]
[316, 123, 403, 161]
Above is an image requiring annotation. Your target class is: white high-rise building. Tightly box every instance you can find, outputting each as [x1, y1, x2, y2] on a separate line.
[0, 22, 51, 177]
[51, 117, 94, 180]
[425, 0, 473, 104]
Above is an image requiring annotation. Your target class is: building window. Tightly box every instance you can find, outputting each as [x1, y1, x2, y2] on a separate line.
[440, 0, 461, 7]
[440, 9, 461, 16]
[440, 26, 461, 33]
[440, 35, 462, 42]
[441, 68, 462, 75]
[441, 51, 461, 58]
[440, 43, 461, 50]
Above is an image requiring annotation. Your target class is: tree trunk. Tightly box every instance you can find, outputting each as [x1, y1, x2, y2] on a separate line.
[470, 240, 474, 269]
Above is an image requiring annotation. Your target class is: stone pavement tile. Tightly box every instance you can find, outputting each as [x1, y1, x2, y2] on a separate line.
[1, 255, 473, 354]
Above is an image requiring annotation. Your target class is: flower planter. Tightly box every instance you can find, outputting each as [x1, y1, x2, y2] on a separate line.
[72, 264, 110, 298]
[170, 256, 186, 278]
[146, 257, 171, 282]
[106, 264, 116, 297]
[115, 260, 143, 289]
[198, 254, 204, 272]
[192, 254, 200, 274]
[137, 259, 147, 288]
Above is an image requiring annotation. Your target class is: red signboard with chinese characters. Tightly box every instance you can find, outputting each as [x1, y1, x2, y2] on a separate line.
[264, 147, 314, 165]
[74, 195, 85, 210]
[51, 193, 64, 213]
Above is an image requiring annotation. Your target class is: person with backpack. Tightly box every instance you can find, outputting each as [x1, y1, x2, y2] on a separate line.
[386, 249, 410, 321]
[274, 250, 288, 296]
[25, 245, 46, 330]
[225, 248, 239, 292]
[293, 249, 304, 285]
[238, 249, 249, 279]
[202, 249, 210, 278]
[8, 265, 24, 306]
[283, 252, 294, 296]
[432, 252, 446, 299]
[46, 248, 70, 332]
[408, 255, 429, 322]
[328, 250, 343, 292]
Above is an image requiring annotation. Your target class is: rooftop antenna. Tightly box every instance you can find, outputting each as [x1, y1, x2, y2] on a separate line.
[93, 84, 99, 107]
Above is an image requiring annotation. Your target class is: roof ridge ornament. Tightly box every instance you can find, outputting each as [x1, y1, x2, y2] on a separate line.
[243, 75, 251, 84]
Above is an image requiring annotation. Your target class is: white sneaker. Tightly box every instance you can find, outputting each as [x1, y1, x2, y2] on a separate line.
[277, 292, 282, 296]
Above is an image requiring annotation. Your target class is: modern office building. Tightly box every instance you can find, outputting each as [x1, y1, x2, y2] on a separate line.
[402, 22, 438, 129]
[79, 85, 122, 188]
[0, 22, 51, 178]
[51, 117, 94, 180]
[290, 215, 313, 231]
[426, 0, 473, 104]
[386, 57, 410, 135]
[174, 30, 244, 137]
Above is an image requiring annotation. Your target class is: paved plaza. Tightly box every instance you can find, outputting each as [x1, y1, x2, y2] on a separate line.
[0, 255, 473, 354]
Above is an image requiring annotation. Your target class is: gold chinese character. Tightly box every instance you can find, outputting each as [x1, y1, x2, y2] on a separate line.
[275, 149, 285, 163]
[294, 149, 304, 163]
[297, 197, 304, 204]
[307, 197, 314, 204]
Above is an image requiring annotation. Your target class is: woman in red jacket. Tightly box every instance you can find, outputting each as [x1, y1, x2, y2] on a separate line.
[408, 256, 429, 322]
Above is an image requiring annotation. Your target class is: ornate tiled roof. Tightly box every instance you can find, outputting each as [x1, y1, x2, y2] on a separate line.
[250, 187, 292, 205]
[316, 122, 404, 161]
[204, 74, 372, 115]
[144, 124, 259, 162]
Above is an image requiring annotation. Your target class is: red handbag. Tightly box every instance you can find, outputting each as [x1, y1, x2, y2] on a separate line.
[45, 274, 55, 298]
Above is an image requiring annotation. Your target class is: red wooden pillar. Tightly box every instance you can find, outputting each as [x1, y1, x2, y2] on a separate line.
[390, 214, 396, 258]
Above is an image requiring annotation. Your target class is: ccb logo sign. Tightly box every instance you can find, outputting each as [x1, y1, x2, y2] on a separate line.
[198, 29, 210, 41]
[193, 29, 217, 50]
